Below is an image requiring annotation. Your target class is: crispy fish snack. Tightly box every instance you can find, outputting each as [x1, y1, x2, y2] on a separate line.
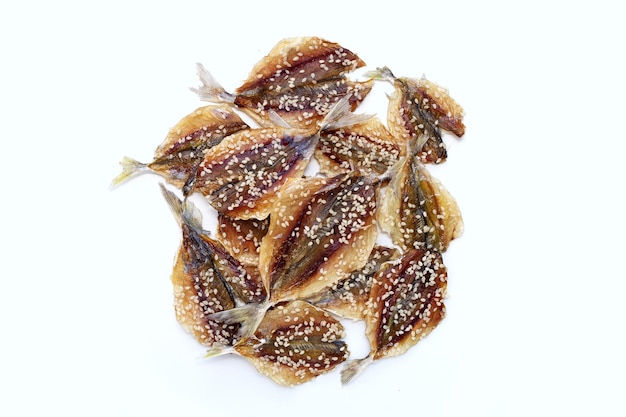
[114, 36, 468, 386]
[259, 171, 380, 304]
[341, 248, 448, 384]
[161, 185, 267, 347]
[211, 300, 349, 386]
[315, 117, 402, 177]
[369, 66, 465, 164]
[192, 36, 372, 129]
[378, 154, 463, 252]
[112, 105, 249, 188]
[186, 96, 371, 220]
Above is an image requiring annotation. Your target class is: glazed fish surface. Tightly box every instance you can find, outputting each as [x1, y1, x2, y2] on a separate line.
[369, 66, 465, 164]
[113, 35, 468, 387]
[259, 171, 380, 304]
[192, 36, 372, 129]
[341, 248, 448, 384]
[160, 185, 267, 347]
[207, 300, 349, 386]
[378, 152, 464, 252]
[315, 117, 402, 177]
[186, 96, 371, 220]
[216, 213, 269, 267]
[112, 105, 249, 188]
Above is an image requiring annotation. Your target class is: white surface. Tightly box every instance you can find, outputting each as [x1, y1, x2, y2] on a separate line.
[1, 1, 625, 416]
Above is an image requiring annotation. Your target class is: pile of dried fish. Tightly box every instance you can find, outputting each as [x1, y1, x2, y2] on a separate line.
[112, 36, 466, 386]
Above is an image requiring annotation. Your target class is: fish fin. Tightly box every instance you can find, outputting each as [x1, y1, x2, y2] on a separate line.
[110, 156, 148, 188]
[267, 110, 293, 128]
[190, 63, 236, 103]
[204, 345, 236, 359]
[340, 354, 374, 385]
[365, 66, 395, 82]
[319, 94, 373, 131]
[207, 302, 268, 339]
[159, 183, 204, 231]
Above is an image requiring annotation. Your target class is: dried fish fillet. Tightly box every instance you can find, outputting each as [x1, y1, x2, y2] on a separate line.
[111, 105, 249, 188]
[259, 171, 380, 303]
[369, 66, 465, 164]
[341, 248, 448, 384]
[378, 154, 463, 252]
[315, 117, 402, 177]
[216, 213, 269, 267]
[192, 36, 372, 129]
[187, 96, 371, 220]
[306, 245, 400, 320]
[207, 300, 349, 386]
[161, 185, 267, 347]
[187, 125, 319, 220]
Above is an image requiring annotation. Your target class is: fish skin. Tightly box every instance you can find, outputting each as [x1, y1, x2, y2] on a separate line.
[341, 248, 447, 384]
[112, 105, 249, 188]
[161, 185, 267, 347]
[193, 37, 372, 129]
[370, 66, 465, 164]
[233, 300, 349, 386]
[315, 117, 402, 177]
[216, 213, 269, 267]
[188, 126, 320, 220]
[236, 37, 366, 96]
[306, 245, 401, 320]
[259, 172, 379, 304]
[378, 154, 464, 252]
[234, 78, 373, 129]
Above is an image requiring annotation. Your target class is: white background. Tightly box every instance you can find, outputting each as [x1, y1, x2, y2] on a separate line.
[1, 1, 625, 416]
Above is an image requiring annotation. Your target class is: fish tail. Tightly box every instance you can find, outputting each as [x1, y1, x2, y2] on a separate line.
[408, 133, 429, 157]
[207, 301, 269, 339]
[159, 183, 204, 231]
[110, 156, 148, 188]
[319, 94, 373, 131]
[189, 63, 236, 104]
[340, 354, 374, 385]
[204, 344, 236, 359]
[365, 66, 396, 82]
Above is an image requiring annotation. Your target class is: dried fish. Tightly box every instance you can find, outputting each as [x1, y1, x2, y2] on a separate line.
[186, 96, 371, 220]
[192, 36, 373, 129]
[206, 300, 349, 386]
[378, 153, 463, 252]
[341, 248, 448, 384]
[315, 117, 402, 177]
[259, 171, 380, 304]
[306, 245, 400, 320]
[216, 213, 269, 267]
[114, 36, 469, 386]
[368, 66, 465, 164]
[111, 105, 249, 188]
[160, 184, 267, 347]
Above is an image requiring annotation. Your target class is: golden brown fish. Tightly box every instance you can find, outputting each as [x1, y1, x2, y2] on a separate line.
[160, 184, 267, 346]
[111, 105, 249, 188]
[259, 171, 380, 304]
[341, 248, 448, 384]
[378, 152, 463, 252]
[191, 36, 373, 129]
[206, 300, 349, 386]
[186, 95, 371, 220]
[208, 170, 382, 340]
[368, 66, 465, 164]
[315, 117, 402, 177]
[306, 245, 400, 320]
